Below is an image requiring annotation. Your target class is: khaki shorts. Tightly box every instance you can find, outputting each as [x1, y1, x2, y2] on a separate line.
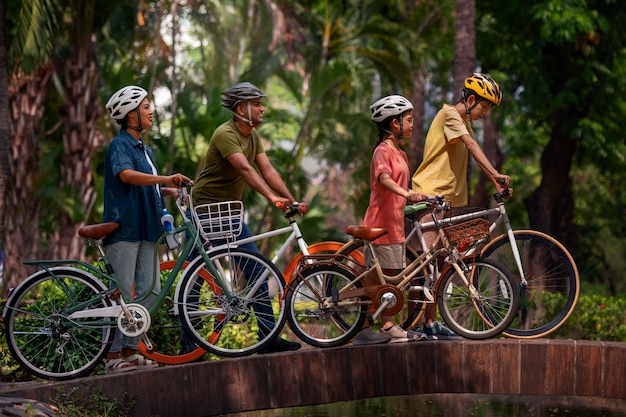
[364, 242, 406, 270]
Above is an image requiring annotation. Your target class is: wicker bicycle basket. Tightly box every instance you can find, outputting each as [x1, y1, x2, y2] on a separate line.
[443, 218, 490, 248]
[192, 200, 244, 241]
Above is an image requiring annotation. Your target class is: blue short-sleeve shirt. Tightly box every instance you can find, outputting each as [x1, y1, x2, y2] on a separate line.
[103, 130, 165, 244]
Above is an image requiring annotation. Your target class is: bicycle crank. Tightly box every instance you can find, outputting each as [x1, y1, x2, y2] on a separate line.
[117, 303, 152, 337]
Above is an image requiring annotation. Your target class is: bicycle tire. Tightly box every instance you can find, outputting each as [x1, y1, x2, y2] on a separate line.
[177, 247, 287, 357]
[3, 267, 114, 381]
[480, 230, 579, 338]
[286, 263, 367, 348]
[138, 260, 207, 364]
[282, 241, 364, 285]
[437, 257, 520, 339]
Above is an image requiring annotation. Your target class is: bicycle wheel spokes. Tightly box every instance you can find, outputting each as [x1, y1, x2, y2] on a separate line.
[286, 265, 366, 348]
[4, 269, 114, 381]
[438, 258, 518, 339]
[138, 261, 206, 365]
[178, 248, 286, 357]
[481, 231, 579, 338]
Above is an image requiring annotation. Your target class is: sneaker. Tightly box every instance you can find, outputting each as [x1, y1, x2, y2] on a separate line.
[258, 337, 301, 354]
[381, 325, 427, 343]
[352, 328, 391, 346]
[422, 321, 461, 339]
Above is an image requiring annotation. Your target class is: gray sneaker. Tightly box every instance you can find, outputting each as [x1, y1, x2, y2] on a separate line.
[352, 328, 391, 346]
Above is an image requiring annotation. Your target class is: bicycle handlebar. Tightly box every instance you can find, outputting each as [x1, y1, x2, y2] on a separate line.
[275, 201, 302, 218]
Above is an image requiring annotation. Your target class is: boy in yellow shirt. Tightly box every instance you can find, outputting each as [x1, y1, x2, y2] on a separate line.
[411, 73, 511, 338]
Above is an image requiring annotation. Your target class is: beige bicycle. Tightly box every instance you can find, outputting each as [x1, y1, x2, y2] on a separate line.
[286, 197, 520, 346]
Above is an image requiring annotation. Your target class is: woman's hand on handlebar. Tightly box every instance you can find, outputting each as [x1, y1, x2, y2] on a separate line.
[166, 173, 193, 188]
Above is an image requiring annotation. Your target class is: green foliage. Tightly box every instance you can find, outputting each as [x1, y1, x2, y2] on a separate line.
[549, 293, 626, 341]
[53, 385, 136, 417]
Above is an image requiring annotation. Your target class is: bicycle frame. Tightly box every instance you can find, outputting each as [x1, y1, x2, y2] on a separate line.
[13, 188, 239, 348]
[406, 192, 528, 286]
[209, 211, 310, 269]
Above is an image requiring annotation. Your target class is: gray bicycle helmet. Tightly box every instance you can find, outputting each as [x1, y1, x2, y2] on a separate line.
[106, 86, 148, 120]
[220, 82, 267, 110]
[370, 95, 414, 123]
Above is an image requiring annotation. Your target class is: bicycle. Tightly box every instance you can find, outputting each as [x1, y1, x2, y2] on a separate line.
[286, 196, 520, 346]
[2, 184, 288, 380]
[339, 189, 579, 339]
[138, 201, 365, 364]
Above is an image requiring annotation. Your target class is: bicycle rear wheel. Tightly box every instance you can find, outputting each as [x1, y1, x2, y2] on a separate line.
[286, 264, 367, 347]
[438, 257, 519, 339]
[481, 230, 579, 338]
[3, 268, 114, 381]
[177, 247, 287, 357]
[138, 260, 207, 364]
[282, 241, 365, 285]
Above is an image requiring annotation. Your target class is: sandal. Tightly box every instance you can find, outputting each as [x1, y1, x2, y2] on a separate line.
[121, 353, 159, 369]
[106, 358, 137, 374]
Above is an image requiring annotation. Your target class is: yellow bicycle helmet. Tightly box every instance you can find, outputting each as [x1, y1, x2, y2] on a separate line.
[464, 73, 502, 106]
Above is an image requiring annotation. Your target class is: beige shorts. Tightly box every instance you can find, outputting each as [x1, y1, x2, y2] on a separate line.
[364, 243, 406, 270]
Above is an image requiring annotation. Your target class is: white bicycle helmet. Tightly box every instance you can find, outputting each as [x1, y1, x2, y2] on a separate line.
[370, 95, 414, 123]
[106, 86, 148, 120]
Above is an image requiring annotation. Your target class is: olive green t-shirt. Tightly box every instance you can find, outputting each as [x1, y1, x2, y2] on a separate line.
[411, 104, 474, 207]
[192, 119, 265, 205]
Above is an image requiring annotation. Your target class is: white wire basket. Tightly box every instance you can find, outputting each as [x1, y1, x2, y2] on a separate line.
[192, 200, 244, 241]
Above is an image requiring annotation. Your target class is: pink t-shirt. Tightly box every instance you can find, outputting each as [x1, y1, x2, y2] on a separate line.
[363, 142, 409, 244]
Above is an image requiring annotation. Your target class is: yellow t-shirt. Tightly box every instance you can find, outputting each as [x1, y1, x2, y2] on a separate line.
[412, 104, 474, 207]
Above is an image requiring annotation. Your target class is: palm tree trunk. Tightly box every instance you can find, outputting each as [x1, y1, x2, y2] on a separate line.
[4, 66, 53, 290]
[0, 0, 9, 289]
[50, 0, 102, 261]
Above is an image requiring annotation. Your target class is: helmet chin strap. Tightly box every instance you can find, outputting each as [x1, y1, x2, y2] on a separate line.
[233, 102, 260, 127]
[126, 108, 144, 132]
[462, 92, 483, 121]
[381, 116, 405, 139]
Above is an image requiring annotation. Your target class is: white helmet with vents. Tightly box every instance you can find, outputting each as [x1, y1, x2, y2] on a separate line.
[106, 86, 148, 120]
[370, 95, 413, 123]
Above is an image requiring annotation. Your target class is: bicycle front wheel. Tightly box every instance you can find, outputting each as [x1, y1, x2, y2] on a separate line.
[177, 248, 287, 357]
[438, 257, 519, 340]
[286, 264, 366, 347]
[3, 268, 114, 380]
[481, 230, 579, 338]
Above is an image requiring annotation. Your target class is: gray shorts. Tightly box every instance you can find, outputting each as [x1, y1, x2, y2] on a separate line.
[364, 242, 406, 270]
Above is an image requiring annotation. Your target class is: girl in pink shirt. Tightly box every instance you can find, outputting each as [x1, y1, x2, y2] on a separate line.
[354, 95, 429, 345]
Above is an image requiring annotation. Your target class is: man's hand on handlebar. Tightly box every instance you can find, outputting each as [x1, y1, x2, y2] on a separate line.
[275, 199, 309, 216]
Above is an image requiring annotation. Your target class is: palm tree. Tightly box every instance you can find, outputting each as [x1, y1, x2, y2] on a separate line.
[48, 0, 106, 260]
[0, 0, 9, 286]
[1, 0, 61, 290]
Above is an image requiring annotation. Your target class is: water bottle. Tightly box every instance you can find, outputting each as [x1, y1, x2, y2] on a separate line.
[160, 208, 180, 250]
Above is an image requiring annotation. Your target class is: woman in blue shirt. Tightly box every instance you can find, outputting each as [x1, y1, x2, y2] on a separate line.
[103, 86, 192, 373]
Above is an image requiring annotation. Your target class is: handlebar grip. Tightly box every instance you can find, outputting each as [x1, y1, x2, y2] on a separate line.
[275, 201, 284, 209]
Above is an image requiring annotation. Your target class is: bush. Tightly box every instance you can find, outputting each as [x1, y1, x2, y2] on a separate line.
[548, 293, 626, 341]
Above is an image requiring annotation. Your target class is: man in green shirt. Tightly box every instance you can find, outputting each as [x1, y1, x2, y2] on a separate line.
[193, 82, 308, 353]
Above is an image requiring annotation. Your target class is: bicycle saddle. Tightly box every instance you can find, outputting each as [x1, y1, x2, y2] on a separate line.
[78, 222, 120, 239]
[345, 225, 387, 241]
